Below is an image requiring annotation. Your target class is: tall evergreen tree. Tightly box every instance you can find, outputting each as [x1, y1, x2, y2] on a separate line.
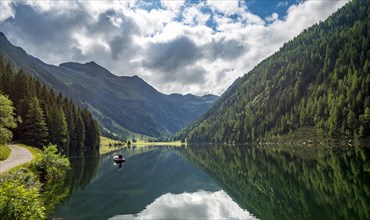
[22, 97, 48, 148]
[63, 98, 77, 152]
[46, 104, 68, 153]
[75, 111, 85, 155]
[81, 109, 100, 150]
[0, 63, 13, 95]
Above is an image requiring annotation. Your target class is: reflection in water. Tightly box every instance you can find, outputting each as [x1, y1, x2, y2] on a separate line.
[180, 145, 370, 220]
[49, 145, 370, 220]
[45, 150, 100, 214]
[49, 147, 220, 219]
[109, 190, 256, 220]
[68, 150, 100, 192]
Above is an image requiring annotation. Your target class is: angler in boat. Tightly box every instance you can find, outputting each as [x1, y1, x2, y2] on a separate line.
[113, 153, 125, 163]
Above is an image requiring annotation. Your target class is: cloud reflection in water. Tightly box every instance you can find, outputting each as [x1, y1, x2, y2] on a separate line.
[109, 190, 257, 219]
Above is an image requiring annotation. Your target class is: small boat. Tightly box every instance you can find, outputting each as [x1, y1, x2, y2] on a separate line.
[113, 154, 125, 163]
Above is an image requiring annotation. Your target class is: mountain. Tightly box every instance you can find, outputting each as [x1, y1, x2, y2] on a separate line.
[176, 0, 370, 143]
[0, 34, 218, 139]
[167, 93, 219, 117]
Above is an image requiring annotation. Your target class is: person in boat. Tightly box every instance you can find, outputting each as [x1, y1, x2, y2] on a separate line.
[118, 153, 123, 160]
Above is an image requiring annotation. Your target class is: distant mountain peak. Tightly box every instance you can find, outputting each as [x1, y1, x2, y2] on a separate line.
[85, 61, 100, 67]
[0, 32, 6, 39]
[201, 94, 219, 99]
[60, 61, 102, 69]
[59, 61, 113, 78]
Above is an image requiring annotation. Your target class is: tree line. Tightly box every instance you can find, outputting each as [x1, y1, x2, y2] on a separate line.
[0, 57, 100, 156]
[176, 0, 370, 143]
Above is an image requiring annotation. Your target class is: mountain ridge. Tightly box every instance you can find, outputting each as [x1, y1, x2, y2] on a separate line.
[0, 33, 218, 140]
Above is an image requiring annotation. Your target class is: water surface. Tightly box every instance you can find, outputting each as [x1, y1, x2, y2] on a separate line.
[49, 144, 370, 220]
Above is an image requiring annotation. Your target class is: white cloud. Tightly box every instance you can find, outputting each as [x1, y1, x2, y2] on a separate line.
[266, 13, 279, 23]
[0, 0, 350, 96]
[0, 1, 15, 22]
[183, 3, 210, 26]
[161, 0, 185, 12]
[207, 0, 241, 15]
[108, 190, 256, 220]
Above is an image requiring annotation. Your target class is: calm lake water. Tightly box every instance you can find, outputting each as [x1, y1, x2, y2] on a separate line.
[48, 144, 370, 220]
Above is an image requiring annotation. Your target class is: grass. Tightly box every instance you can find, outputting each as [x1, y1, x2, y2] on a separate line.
[99, 136, 185, 155]
[0, 144, 11, 161]
[133, 139, 184, 146]
[100, 136, 126, 155]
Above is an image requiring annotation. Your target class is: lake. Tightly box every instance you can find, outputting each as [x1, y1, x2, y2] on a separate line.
[48, 144, 370, 220]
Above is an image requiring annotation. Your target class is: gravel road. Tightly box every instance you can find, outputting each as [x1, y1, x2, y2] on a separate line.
[0, 144, 34, 173]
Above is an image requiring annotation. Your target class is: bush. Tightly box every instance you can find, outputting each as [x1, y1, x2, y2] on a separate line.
[0, 145, 71, 219]
[0, 169, 45, 220]
[0, 144, 11, 161]
[31, 144, 70, 183]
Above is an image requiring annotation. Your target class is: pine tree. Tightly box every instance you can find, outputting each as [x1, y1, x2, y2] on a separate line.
[75, 111, 85, 155]
[22, 97, 48, 148]
[62, 98, 77, 152]
[0, 63, 13, 95]
[46, 104, 68, 153]
[81, 109, 100, 150]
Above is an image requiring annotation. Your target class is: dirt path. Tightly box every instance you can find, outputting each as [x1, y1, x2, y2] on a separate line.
[0, 144, 34, 173]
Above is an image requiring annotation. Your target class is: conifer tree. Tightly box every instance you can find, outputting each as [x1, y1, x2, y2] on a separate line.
[46, 104, 68, 153]
[22, 97, 48, 148]
[81, 109, 100, 150]
[75, 111, 85, 154]
[0, 63, 13, 95]
[63, 98, 77, 151]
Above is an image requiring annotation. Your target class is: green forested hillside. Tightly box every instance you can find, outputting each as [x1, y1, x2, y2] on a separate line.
[177, 0, 370, 143]
[0, 58, 100, 156]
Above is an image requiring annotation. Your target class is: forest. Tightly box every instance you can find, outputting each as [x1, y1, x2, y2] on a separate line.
[0, 57, 100, 157]
[176, 0, 370, 143]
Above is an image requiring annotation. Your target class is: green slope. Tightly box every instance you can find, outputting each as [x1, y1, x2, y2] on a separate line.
[177, 0, 370, 143]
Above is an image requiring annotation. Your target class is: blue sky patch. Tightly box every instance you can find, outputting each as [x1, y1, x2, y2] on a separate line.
[245, 0, 302, 19]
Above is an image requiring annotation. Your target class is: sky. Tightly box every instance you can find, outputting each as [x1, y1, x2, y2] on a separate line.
[0, 0, 349, 96]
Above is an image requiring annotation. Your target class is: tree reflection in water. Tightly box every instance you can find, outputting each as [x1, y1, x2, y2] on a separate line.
[179, 144, 370, 220]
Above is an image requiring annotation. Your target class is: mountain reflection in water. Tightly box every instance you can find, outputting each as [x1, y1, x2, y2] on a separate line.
[49, 145, 370, 220]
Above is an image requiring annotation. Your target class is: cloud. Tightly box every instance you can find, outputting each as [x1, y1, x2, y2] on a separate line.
[205, 38, 247, 61]
[143, 36, 202, 72]
[108, 190, 256, 220]
[161, 0, 185, 12]
[0, 0, 350, 96]
[0, 1, 15, 22]
[277, 1, 289, 8]
[0, 2, 87, 64]
[141, 36, 206, 85]
[266, 13, 279, 23]
[207, 0, 241, 16]
[182, 3, 210, 26]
